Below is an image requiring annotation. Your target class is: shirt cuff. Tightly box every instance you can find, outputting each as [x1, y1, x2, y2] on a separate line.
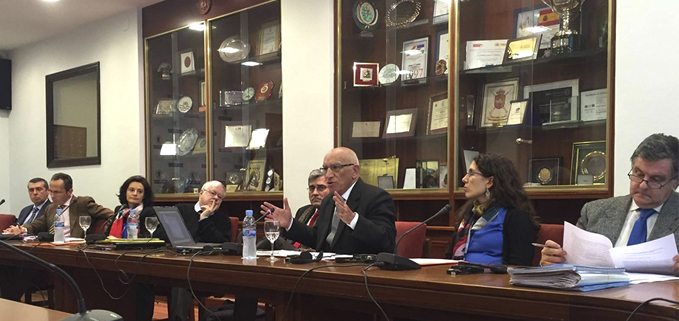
[348, 212, 359, 229]
[286, 218, 294, 231]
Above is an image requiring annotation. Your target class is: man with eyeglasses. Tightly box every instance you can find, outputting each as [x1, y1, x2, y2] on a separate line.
[540, 134, 679, 275]
[264, 147, 396, 254]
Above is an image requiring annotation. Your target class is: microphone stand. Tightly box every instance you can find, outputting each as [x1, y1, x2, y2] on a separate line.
[377, 204, 452, 271]
[0, 239, 122, 321]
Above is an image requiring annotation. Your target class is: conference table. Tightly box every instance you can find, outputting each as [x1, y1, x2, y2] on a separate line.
[0, 297, 71, 320]
[1, 241, 678, 321]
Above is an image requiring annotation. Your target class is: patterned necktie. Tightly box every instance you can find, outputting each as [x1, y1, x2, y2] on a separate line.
[627, 208, 656, 246]
[25, 206, 39, 225]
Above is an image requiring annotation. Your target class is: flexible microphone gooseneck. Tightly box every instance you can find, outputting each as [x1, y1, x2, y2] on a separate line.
[0, 199, 5, 206]
[376, 204, 452, 271]
[0, 240, 123, 321]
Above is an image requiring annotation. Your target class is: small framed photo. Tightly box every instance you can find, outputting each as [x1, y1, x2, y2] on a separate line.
[258, 19, 281, 56]
[353, 62, 379, 87]
[435, 30, 449, 76]
[352, 121, 381, 138]
[528, 157, 560, 185]
[524, 79, 579, 125]
[502, 35, 541, 64]
[383, 108, 418, 138]
[155, 99, 176, 115]
[377, 175, 395, 189]
[513, 5, 558, 50]
[505, 99, 529, 126]
[432, 0, 450, 25]
[245, 158, 267, 191]
[427, 92, 448, 135]
[480, 79, 519, 128]
[571, 140, 606, 185]
[401, 37, 428, 82]
[180, 50, 195, 74]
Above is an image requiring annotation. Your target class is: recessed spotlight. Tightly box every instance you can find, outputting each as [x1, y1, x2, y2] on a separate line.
[188, 22, 205, 31]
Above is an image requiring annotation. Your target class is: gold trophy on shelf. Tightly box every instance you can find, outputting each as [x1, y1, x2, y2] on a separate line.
[541, 0, 585, 55]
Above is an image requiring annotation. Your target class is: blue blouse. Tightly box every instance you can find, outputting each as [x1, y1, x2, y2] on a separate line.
[464, 207, 507, 264]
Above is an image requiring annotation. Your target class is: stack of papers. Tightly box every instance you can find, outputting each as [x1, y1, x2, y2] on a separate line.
[508, 264, 630, 292]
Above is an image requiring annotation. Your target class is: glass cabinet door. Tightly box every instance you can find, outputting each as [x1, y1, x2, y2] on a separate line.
[337, 0, 451, 193]
[146, 26, 206, 196]
[455, 0, 611, 191]
[208, 1, 282, 195]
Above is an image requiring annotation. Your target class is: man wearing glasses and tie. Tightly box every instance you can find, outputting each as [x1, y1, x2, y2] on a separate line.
[264, 147, 396, 255]
[16, 177, 51, 226]
[540, 133, 679, 275]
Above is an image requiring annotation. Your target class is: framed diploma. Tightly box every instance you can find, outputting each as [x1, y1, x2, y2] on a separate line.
[571, 141, 606, 185]
[480, 79, 519, 128]
[246, 128, 270, 150]
[435, 31, 449, 76]
[383, 108, 418, 138]
[221, 123, 252, 151]
[528, 157, 560, 185]
[427, 92, 448, 135]
[180, 50, 195, 74]
[258, 20, 281, 56]
[464, 40, 507, 70]
[352, 121, 381, 138]
[502, 35, 541, 64]
[513, 5, 558, 50]
[353, 62, 379, 87]
[580, 88, 607, 122]
[432, 0, 450, 25]
[401, 37, 428, 82]
[505, 99, 529, 126]
[245, 158, 267, 191]
[524, 79, 579, 125]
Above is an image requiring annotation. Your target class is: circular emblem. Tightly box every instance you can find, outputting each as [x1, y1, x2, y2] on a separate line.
[581, 150, 606, 182]
[260, 83, 269, 93]
[353, 1, 379, 31]
[184, 56, 192, 68]
[537, 167, 553, 184]
[242, 87, 255, 101]
[177, 96, 193, 113]
[199, 0, 211, 15]
[378, 64, 400, 85]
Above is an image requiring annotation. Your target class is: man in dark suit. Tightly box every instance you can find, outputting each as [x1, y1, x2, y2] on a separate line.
[540, 134, 679, 275]
[4, 172, 113, 237]
[16, 177, 51, 225]
[264, 147, 396, 254]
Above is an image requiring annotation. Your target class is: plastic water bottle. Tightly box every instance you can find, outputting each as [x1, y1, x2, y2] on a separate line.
[54, 208, 65, 243]
[242, 210, 257, 259]
[127, 209, 138, 239]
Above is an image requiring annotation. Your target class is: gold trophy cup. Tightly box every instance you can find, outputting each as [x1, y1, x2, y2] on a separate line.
[541, 0, 585, 55]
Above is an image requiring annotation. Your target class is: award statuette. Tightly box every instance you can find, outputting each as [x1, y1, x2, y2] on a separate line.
[353, 1, 379, 34]
[540, 0, 584, 55]
[255, 81, 274, 102]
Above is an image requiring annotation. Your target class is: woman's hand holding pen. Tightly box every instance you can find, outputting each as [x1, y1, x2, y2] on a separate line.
[538, 239, 567, 266]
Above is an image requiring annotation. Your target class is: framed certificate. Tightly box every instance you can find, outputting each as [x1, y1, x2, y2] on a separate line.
[221, 123, 252, 151]
[505, 99, 529, 126]
[571, 141, 606, 185]
[384, 108, 418, 138]
[580, 88, 608, 122]
[401, 37, 428, 82]
[502, 35, 541, 64]
[427, 92, 448, 135]
[432, 0, 450, 25]
[258, 19, 281, 56]
[513, 5, 558, 50]
[480, 79, 519, 128]
[524, 79, 579, 125]
[180, 50, 195, 74]
[245, 158, 267, 191]
[465, 39, 507, 70]
[528, 157, 560, 185]
[435, 31, 449, 76]
[352, 121, 381, 138]
[353, 62, 379, 86]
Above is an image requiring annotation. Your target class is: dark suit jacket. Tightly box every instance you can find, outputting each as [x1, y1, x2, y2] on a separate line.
[17, 200, 51, 225]
[24, 196, 113, 238]
[102, 205, 157, 238]
[155, 203, 232, 244]
[258, 204, 317, 251]
[284, 178, 396, 254]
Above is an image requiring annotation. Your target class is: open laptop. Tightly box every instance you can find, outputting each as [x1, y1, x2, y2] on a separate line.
[154, 206, 222, 251]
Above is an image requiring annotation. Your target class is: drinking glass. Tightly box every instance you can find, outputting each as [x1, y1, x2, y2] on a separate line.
[79, 216, 91, 239]
[145, 217, 159, 237]
[264, 221, 280, 262]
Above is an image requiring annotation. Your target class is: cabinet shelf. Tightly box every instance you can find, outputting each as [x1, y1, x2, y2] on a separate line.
[461, 49, 606, 75]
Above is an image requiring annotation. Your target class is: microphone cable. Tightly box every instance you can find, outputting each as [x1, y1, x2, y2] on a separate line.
[625, 297, 679, 321]
[361, 263, 390, 321]
[187, 250, 223, 321]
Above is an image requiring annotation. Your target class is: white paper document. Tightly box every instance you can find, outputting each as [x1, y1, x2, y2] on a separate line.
[563, 222, 678, 274]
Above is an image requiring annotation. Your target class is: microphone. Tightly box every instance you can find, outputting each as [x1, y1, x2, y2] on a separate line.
[376, 204, 452, 271]
[0, 199, 5, 206]
[0, 240, 123, 321]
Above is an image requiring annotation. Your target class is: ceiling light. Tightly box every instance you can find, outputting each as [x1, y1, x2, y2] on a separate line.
[188, 22, 205, 31]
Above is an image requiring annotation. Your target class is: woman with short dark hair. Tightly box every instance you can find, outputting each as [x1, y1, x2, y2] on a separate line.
[106, 175, 156, 238]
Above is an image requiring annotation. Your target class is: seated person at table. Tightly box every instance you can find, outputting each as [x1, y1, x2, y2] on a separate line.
[3, 172, 113, 238]
[105, 175, 156, 238]
[540, 133, 679, 275]
[257, 169, 330, 251]
[263, 147, 396, 254]
[445, 153, 539, 266]
[16, 177, 51, 226]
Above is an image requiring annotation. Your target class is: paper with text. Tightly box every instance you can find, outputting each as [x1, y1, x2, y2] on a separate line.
[563, 222, 615, 267]
[609, 235, 678, 274]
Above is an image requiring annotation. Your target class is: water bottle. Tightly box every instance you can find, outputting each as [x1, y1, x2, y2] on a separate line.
[127, 209, 139, 239]
[242, 210, 257, 259]
[54, 208, 65, 243]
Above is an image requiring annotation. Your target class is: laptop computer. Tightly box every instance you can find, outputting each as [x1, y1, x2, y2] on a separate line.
[154, 206, 222, 251]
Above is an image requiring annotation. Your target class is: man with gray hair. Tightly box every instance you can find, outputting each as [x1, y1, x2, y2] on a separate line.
[540, 133, 679, 275]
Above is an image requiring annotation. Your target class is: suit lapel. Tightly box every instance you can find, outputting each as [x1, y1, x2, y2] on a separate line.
[600, 196, 631, 244]
[68, 196, 79, 234]
[650, 192, 679, 240]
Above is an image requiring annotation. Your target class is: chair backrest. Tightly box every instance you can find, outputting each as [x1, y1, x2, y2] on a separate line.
[395, 221, 426, 258]
[0, 214, 16, 230]
[229, 217, 239, 243]
[92, 216, 110, 235]
[532, 223, 565, 266]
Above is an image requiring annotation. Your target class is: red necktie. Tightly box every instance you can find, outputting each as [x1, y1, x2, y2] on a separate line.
[293, 210, 319, 248]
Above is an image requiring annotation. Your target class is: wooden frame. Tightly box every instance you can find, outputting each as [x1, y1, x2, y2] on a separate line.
[528, 157, 561, 185]
[383, 108, 418, 138]
[245, 158, 267, 191]
[258, 19, 281, 56]
[480, 79, 519, 128]
[427, 92, 448, 135]
[353, 62, 379, 87]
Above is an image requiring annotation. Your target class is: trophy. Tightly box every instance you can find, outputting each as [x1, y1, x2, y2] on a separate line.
[540, 0, 585, 55]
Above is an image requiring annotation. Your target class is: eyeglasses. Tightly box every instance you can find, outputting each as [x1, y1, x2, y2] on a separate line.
[627, 170, 676, 189]
[308, 185, 328, 193]
[464, 170, 484, 178]
[320, 163, 354, 173]
[202, 188, 225, 199]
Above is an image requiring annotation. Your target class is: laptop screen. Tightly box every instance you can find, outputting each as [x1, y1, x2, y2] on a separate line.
[154, 206, 195, 246]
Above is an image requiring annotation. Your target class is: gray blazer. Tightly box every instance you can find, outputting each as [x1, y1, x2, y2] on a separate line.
[577, 191, 679, 250]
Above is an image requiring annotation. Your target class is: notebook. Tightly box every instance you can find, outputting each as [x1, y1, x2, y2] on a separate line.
[154, 206, 222, 251]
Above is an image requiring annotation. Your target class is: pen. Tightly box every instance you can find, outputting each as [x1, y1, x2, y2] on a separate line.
[531, 243, 547, 248]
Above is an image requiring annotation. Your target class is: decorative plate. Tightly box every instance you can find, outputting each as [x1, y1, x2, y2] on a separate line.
[581, 150, 606, 182]
[177, 96, 193, 113]
[242, 87, 255, 101]
[378, 64, 400, 85]
[386, 0, 421, 29]
[219, 38, 250, 63]
[177, 128, 198, 156]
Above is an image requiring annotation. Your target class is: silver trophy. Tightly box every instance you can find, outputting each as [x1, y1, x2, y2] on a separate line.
[541, 0, 585, 55]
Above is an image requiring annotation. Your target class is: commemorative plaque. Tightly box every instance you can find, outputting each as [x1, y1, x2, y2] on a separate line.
[255, 81, 274, 102]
